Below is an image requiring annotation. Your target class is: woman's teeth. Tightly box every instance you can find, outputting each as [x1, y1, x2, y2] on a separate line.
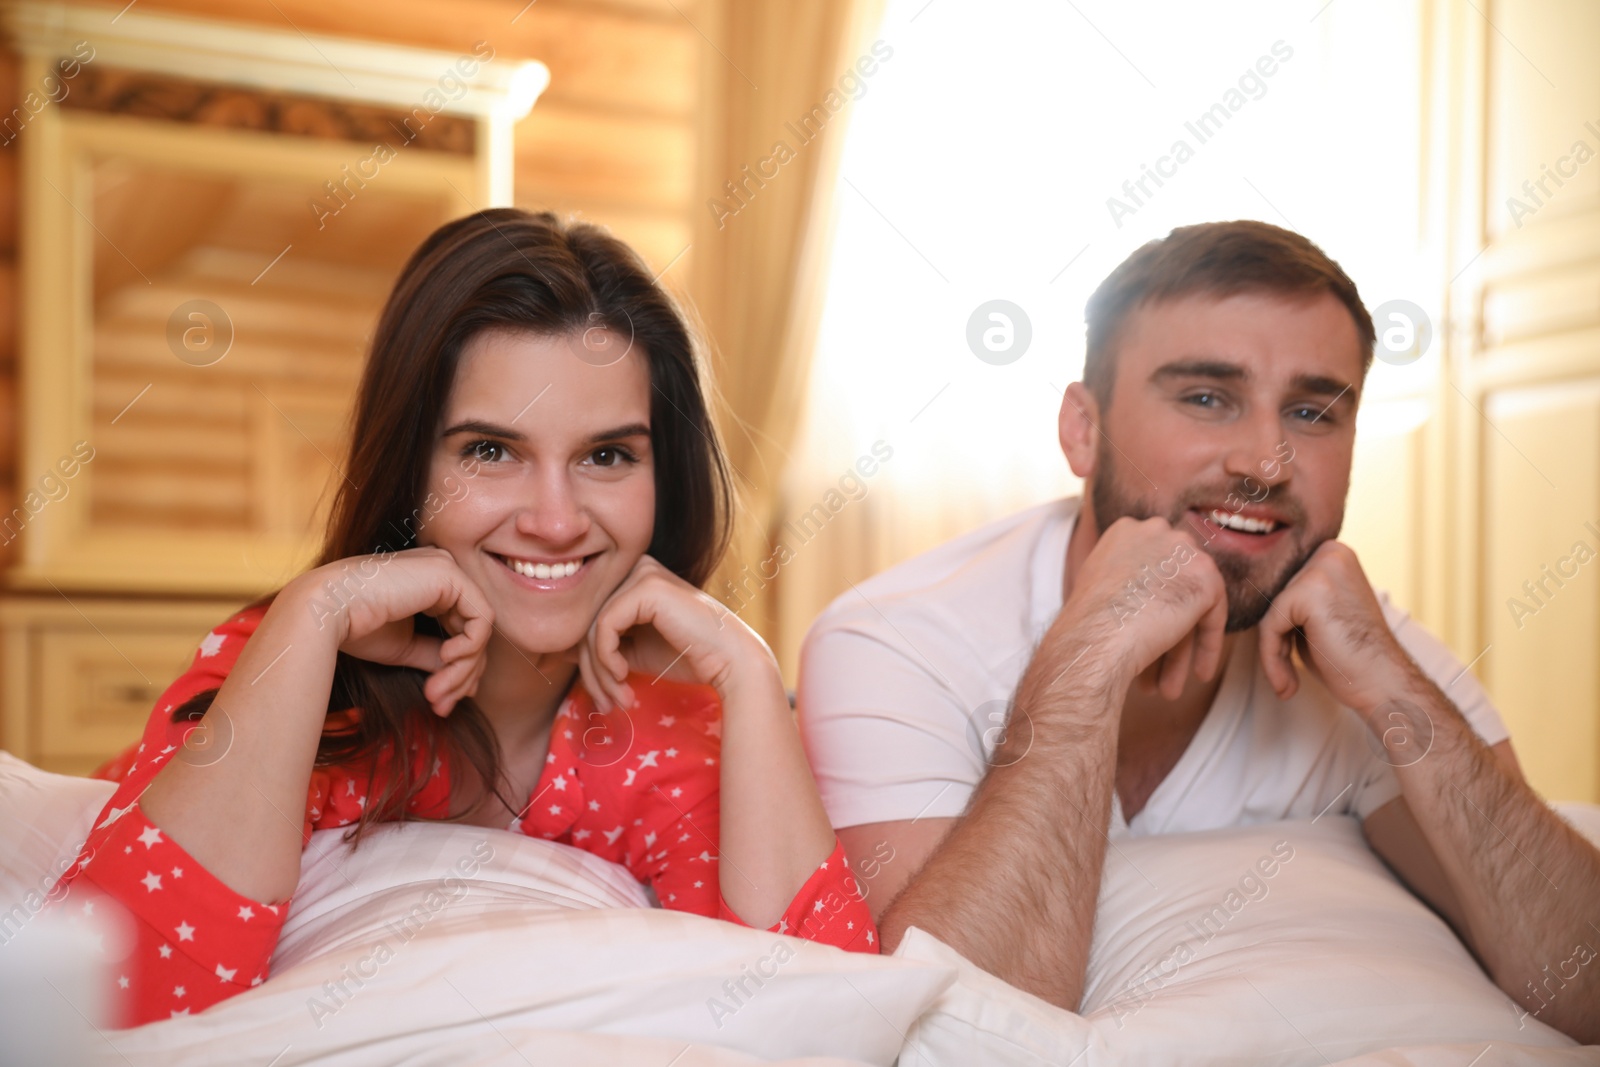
[506, 557, 582, 579]
[1208, 509, 1281, 534]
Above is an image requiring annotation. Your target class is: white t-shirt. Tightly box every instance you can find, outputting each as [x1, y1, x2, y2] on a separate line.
[797, 497, 1509, 838]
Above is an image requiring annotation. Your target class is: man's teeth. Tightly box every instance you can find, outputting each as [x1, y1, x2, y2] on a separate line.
[507, 557, 582, 579]
[1208, 509, 1280, 534]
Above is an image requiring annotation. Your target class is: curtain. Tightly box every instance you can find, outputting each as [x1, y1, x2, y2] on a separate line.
[690, 0, 886, 650]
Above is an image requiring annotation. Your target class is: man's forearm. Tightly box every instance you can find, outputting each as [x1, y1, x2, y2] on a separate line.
[877, 639, 1123, 1010]
[1388, 678, 1600, 1042]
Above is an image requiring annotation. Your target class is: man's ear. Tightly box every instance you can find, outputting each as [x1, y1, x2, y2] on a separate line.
[1059, 381, 1101, 480]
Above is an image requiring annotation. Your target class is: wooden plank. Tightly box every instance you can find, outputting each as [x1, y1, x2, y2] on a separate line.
[89, 464, 253, 517]
[515, 102, 693, 211]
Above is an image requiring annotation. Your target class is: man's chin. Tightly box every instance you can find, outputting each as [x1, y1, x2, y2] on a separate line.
[1223, 588, 1275, 633]
[1209, 530, 1333, 632]
[1209, 550, 1295, 633]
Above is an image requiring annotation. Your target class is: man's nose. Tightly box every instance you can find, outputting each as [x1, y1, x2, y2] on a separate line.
[1221, 415, 1293, 489]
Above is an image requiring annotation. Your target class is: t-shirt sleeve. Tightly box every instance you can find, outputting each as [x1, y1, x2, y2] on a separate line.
[1351, 594, 1512, 822]
[49, 604, 297, 1026]
[1384, 594, 1508, 747]
[797, 618, 982, 831]
[1348, 738, 1405, 823]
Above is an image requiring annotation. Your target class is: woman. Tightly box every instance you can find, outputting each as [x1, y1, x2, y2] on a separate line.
[56, 209, 876, 1028]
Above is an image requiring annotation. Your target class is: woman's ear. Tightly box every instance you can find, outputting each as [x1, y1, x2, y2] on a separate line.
[1059, 381, 1101, 480]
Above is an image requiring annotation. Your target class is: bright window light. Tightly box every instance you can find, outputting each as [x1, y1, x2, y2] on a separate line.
[791, 0, 1428, 541]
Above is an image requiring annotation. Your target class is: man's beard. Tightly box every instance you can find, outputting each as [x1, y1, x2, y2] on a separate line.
[1089, 446, 1329, 632]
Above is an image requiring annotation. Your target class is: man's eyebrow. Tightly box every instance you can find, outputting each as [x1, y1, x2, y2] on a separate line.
[1288, 373, 1355, 399]
[438, 420, 652, 445]
[1151, 359, 1249, 383]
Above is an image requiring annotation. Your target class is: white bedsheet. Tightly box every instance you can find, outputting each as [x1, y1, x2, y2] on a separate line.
[3, 752, 1596, 1066]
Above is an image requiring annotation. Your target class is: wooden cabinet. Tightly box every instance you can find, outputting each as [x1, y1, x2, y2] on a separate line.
[1431, 0, 1600, 802]
[0, 597, 241, 774]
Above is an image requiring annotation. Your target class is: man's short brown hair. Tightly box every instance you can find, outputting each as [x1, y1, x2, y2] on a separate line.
[1083, 220, 1376, 402]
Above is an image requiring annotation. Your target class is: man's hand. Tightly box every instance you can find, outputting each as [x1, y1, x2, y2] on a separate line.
[1256, 540, 1419, 716]
[1056, 516, 1230, 701]
[1260, 545, 1600, 1045]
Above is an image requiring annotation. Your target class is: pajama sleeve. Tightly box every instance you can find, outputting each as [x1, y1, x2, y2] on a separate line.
[50, 605, 297, 1027]
[588, 680, 879, 954]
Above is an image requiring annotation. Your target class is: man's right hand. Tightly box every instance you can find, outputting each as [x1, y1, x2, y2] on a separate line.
[1051, 516, 1229, 702]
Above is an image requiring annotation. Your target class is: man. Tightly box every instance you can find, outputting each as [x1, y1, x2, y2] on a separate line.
[798, 221, 1600, 1042]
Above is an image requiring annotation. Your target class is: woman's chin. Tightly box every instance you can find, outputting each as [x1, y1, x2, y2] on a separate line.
[491, 625, 584, 667]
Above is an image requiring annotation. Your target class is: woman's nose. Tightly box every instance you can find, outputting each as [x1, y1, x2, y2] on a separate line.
[513, 472, 590, 546]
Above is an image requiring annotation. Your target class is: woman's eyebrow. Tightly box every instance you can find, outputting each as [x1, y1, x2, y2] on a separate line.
[584, 422, 651, 446]
[439, 420, 652, 445]
[440, 419, 525, 441]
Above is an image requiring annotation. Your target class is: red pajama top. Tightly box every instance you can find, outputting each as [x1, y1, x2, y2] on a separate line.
[52, 605, 877, 1027]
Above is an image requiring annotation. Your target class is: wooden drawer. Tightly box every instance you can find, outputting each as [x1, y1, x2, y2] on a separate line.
[0, 596, 244, 776]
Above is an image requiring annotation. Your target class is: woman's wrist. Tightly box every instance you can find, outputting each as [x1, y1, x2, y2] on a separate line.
[712, 648, 788, 715]
[273, 569, 355, 652]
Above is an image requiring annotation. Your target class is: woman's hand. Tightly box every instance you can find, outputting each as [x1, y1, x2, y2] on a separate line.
[288, 547, 494, 717]
[575, 555, 775, 711]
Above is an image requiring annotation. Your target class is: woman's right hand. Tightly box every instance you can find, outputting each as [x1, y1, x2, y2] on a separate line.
[287, 547, 495, 717]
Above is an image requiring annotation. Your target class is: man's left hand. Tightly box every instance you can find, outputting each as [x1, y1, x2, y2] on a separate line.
[1256, 541, 1420, 715]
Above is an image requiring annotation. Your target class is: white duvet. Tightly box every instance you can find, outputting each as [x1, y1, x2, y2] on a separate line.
[1, 752, 1595, 1066]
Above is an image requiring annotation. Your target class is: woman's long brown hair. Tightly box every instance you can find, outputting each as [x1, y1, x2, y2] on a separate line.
[180, 209, 733, 841]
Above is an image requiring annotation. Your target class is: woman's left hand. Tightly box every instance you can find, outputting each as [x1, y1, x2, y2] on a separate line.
[576, 555, 776, 711]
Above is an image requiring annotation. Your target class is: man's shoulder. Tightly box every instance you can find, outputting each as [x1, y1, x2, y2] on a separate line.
[804, 497, 1076, 651]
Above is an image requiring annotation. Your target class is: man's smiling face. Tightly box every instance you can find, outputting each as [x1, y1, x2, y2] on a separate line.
[1076, 289, 1365, 631]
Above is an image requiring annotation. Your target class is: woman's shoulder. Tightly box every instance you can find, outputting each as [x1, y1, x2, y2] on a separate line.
[627, 675, 720, 720]
[560, 676, 722, 780]
[623, 676, 722, 750]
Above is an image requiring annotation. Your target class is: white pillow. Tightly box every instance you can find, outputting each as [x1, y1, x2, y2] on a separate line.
[272, 820, 653, 970]
[99, 820, 955, 1067]
[1079, 816, 1579, 1063]
[0, 754, 121, 1061]
[0, 751, 116, 925]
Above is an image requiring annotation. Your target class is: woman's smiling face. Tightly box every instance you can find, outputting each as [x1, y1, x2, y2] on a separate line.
[418, 327, 656, 657]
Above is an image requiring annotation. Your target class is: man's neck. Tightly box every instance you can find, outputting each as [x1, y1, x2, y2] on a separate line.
[1064, 493, 1236, 821]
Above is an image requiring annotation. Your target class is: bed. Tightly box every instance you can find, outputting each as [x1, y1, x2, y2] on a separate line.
[3, 751, 1596, 1066]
